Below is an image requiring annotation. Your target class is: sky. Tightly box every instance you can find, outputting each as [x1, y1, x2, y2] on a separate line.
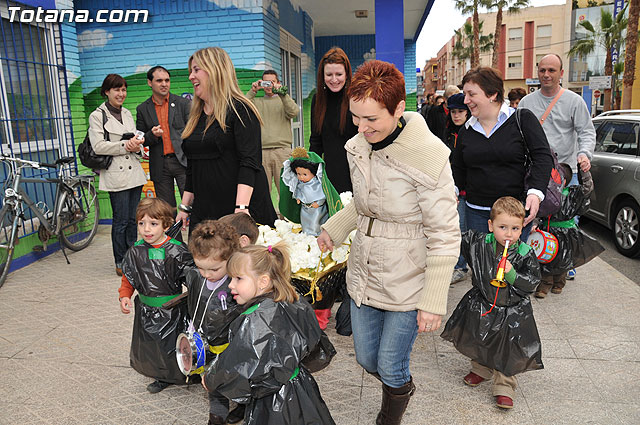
[416, 0, 568, 69]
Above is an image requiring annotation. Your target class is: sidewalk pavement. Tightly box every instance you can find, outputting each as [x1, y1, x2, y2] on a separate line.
[0, 225, 638, 425]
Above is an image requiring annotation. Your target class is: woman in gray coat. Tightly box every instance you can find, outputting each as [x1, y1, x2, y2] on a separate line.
[88, 74, 147, 276]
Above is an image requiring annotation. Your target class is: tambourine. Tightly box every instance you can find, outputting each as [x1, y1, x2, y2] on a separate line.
[176, 331, 208, 376]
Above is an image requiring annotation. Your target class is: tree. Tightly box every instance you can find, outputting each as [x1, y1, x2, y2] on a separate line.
[622, 0, 639, 109]
[613, 61, 624, 109]
[568, 5, 628, 111]
[485, 0, 530, 68]
[452, 20, 494, 68]
[455, 0, 483, 67]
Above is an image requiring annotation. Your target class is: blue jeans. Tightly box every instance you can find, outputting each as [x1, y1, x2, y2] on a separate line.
[466, 204, 531, 242]
[350, 300, 418, 388]
[108, 186, 142, 267]
[455, 195, 468, 271]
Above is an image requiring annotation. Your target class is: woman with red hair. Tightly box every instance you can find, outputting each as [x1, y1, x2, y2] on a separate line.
[309, 47, 358, 194]
[317, 60, 460, 424]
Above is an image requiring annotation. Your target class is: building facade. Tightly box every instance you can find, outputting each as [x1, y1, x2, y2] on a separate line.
[0, 0, 427, 272]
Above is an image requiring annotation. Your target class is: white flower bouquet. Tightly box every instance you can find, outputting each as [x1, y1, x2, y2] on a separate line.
[256, 192, 355, 306]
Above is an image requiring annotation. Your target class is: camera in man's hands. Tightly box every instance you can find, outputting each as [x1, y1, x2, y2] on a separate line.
[260, 80, 273, 88]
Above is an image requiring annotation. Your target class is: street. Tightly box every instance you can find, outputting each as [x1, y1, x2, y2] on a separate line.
[580, 217, 640, 286]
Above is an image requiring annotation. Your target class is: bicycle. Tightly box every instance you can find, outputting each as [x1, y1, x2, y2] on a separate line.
[0, 154, 99, 288]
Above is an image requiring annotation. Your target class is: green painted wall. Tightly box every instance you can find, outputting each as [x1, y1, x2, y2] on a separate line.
[80, 68, 263, 219]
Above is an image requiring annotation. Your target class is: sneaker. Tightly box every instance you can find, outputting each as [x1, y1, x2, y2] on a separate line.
[451, 269, 467, 284]
[567, 269, 576, 280]
[146, 380, 170, 394]
[551, 286, 563, 294]
[496, 395, 514, 409]
[463, 372, 485, 387]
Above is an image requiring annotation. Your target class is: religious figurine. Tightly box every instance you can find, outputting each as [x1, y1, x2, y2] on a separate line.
[279, 147, 342, 236]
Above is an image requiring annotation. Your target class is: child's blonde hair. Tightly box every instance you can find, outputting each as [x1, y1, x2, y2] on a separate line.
[136, 197, 175, 229]
[189, 220, 240, 260]
[226, 242, 298, 303]
[490, 196, 526, 223]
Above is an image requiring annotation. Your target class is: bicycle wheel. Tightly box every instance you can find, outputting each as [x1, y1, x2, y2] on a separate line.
[0, 205, 18, 289]
[59, 180, 99, 251]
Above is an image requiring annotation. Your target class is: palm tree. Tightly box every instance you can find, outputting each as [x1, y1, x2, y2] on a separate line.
[452, 20, 494, 67]
[622, 0, 639, 109]
[485, 0, 530, 68]
[613, 61, 624, 109]
[568, 5, 628, 111]
[455, 0, 483, 67]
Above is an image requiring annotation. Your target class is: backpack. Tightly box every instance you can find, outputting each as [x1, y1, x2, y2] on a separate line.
[515, 108, 565, 218]
[78, 109, 113, 170]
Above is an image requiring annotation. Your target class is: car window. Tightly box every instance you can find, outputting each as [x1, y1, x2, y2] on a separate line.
[595, 121, 639, 155]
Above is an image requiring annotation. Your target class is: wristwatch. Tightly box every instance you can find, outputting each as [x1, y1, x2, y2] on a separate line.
[178, 203, 192, 213]
[235, 204, 248, 210]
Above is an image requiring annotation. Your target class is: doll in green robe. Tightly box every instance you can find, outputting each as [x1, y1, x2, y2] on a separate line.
[279, 148, 342, 236]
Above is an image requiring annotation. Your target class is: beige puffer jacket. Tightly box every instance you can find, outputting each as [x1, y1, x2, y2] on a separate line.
[88, 103, 147, 192]
[322, 112, 460, 315]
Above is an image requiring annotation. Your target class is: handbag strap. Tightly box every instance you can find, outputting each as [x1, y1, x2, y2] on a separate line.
[539, 88, 565, 126]
[100, 108, 110, 141]
[515, 108, 529, 162]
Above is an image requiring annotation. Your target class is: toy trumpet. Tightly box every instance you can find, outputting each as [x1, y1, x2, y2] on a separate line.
[482, 240, 510, 317]
[490, 240, 510, 288]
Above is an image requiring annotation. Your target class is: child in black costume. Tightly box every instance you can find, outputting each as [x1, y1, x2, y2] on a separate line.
[203, 242, 336, 425]
[534, 165, 604, 298]
[441, 196, 543, 410]
[118, 198, 194, 393]
[185, 220, 247, 425]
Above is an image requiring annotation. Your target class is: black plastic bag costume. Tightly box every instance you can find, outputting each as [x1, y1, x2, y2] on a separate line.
[539, 171, 604, 275]
[441, 231, 543, 377]
[185, 269, 242, 351]
[204, 296, 336, 425]
[122, 238, 194, 384]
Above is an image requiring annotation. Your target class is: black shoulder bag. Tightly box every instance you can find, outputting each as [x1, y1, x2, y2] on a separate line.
[78, 109, 114, 170]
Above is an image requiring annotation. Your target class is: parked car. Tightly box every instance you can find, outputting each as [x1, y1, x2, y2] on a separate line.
[585, 110, 640, 258]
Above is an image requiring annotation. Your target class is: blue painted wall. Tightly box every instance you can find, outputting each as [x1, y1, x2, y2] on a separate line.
[75, 0, 267, 94]
[315, 34, 376, 72]
[315, 34, 417, 95]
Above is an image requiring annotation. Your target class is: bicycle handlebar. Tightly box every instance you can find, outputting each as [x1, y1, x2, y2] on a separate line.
[0, 154, 64, 170]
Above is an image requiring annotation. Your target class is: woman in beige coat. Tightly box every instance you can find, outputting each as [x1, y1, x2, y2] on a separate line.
[88, 74, 147, 276]
[317, 61, 460, 425]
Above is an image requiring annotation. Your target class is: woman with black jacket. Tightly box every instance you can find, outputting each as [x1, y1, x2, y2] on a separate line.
[452, 67, 553, 241]
[309, 47, 358, 194]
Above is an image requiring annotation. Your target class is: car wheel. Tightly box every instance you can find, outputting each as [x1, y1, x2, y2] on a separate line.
[612, 199, 640, 258]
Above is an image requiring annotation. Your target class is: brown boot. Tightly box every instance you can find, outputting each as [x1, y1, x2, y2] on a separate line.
[375, 378, 416, 425]
[535, 281, 552, 299]
[551, 273, 566, 294]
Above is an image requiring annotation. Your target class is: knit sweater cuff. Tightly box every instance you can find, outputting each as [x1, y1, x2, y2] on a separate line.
[416, 255, 457, 316]
[321, 202, 357, 245]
